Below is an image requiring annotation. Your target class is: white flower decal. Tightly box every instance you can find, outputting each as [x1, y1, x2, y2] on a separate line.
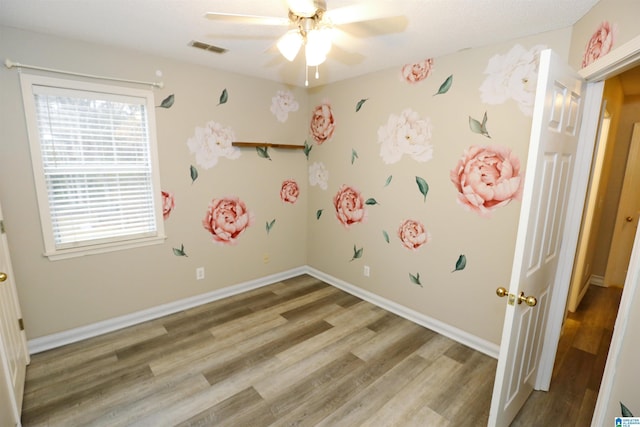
[479, 44, 546, 116]
[270, 90, 299, 122]
[377, 108, 434, 164]
[187, 121, 240, 169]
[308, 162, 329, 190]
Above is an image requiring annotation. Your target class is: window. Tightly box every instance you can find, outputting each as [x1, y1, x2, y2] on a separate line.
[20, 74, 165, 260]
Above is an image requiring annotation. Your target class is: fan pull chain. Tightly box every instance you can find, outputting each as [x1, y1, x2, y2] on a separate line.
[305, 66, 309, 87]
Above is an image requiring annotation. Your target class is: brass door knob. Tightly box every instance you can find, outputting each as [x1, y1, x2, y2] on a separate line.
[518, 292, 537, 307]
[626, 216, 634, 222]
[496, 287, 508, 298]
[0, 272, 7, 282]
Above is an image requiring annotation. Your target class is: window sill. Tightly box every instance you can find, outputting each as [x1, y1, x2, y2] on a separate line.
[43, 235, 167, 261]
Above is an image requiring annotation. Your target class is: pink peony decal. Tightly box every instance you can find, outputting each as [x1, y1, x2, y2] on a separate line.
[401, 58, 434, 84]
[450, 145, 523, 217]
[333, 185, 367, 228]
[280, 179, 300, 204]
[398, 219, 430, 251]
[310, 102, 335, 144]
[161, 191, 175, 220]
[582, 21, 616, 68]
[203, 196, 253, 245]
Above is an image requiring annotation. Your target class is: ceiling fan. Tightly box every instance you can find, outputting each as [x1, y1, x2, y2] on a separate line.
[205, 0, 407, 85]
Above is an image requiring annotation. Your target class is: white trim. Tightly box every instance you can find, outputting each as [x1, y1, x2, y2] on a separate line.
[590, 274, 605, 287]
[306, 267, 500, 359]
[28, 267, 306, 354]
[28, 265, 499, 359]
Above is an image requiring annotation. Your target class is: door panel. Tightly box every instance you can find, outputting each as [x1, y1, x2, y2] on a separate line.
[489, 50, 585, 426]
[0, 202, 29, 423]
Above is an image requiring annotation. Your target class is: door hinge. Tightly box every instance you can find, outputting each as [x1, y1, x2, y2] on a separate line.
[0, 220, 4, 234]
[18, 318, 24, 331]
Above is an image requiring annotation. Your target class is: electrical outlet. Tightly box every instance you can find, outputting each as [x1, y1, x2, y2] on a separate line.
[196, 267, 205, 280]
[363, 265, 370, 277]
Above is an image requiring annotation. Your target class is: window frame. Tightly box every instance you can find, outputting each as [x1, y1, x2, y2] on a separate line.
[20, 73, 166, 260]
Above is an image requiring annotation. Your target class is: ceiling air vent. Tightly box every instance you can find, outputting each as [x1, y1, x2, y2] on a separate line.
[189, 40, 228, 54]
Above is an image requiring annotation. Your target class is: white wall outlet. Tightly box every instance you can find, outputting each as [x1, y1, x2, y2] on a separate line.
[363, 265, 370, 277]
[196, 267, 205, 280]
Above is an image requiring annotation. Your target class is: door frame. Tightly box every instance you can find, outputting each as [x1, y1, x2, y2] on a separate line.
[531, 33, 640, 416]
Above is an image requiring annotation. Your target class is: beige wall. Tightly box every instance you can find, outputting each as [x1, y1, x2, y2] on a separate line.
[306, 29, 572, 345]
[0, 26, 308, 338]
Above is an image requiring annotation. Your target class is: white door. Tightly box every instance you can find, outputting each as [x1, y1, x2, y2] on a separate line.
[488, 50, 586, 426]
[0, 203, 29, 425]
[604, 122, 640, 287]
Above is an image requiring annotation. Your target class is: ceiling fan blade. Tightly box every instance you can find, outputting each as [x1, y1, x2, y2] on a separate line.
[337, 16, 409, 38]
[327, 44, 365, 66]
[204, 12, 289, 26]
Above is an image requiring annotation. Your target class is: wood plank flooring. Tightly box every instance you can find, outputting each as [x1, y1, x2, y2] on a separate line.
[21, 276, 620, 426]
[511, 284, 623, 426]
[21, 275, 496, 426]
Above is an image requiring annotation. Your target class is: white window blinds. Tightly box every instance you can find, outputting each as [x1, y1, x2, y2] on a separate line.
[21, 75, 165, 259]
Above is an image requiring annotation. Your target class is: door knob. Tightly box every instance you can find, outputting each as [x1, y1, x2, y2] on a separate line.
[496, 287, 508, 298]
[518, 292, 537, 307]
[626, 216, 633, 222]
[0, 272, 7, 282]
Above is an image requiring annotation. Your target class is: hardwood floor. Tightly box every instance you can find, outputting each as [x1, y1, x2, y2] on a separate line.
[511, 284, 623, 426]
[21, 276, 620, 426]
[21, 275, 496, 426]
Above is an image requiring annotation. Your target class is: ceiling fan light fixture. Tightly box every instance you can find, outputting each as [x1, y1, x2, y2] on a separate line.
[277, 30, 303, 61]
[305, 28, 331, 66]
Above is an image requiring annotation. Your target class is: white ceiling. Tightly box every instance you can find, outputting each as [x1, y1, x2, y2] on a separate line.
[0, 0, 600, 88]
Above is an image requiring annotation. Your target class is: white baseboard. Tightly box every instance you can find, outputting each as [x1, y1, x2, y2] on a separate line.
[590, 274, 605, 287]
[27, 267, 307, 354]
[306, 267, 500, 359]
[29, 265, 499, 359]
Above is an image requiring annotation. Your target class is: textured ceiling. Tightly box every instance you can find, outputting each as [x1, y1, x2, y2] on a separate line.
[0, 0, 600, 87]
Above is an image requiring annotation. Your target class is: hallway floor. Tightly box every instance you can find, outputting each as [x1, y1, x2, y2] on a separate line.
[511, 284, 623, 426]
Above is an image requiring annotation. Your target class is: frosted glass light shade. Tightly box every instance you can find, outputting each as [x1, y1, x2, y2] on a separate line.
[305, 29, 331, 66]
[277, 30, 303, 61]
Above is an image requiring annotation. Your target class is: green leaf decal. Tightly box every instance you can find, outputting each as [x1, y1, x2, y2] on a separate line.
[621, 402, 634, 417]
[469, 111, 491, 138]
[256, 146, 271, 160]
[190, 165, 198, 183]
[452, 254, 467, 272]
[384, 175, 393, 187]
[304, 140, 312, 159]
[409, 272, 423, 287]
[434, 74, 453, 96]
[382, 230, 390, 243]
[218, 88, 228, 105]
[355, 98, 368, 112]
[351, 149, 358, 164]
[158, 94, 175, 108]
[172, 244, 188, 257]
[316, 209, 323, 219]
[365, 198, 378, 206]
[266, 219, 276, 234]
[416, 176, 429, 202]
[350, 245, 364, 261]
